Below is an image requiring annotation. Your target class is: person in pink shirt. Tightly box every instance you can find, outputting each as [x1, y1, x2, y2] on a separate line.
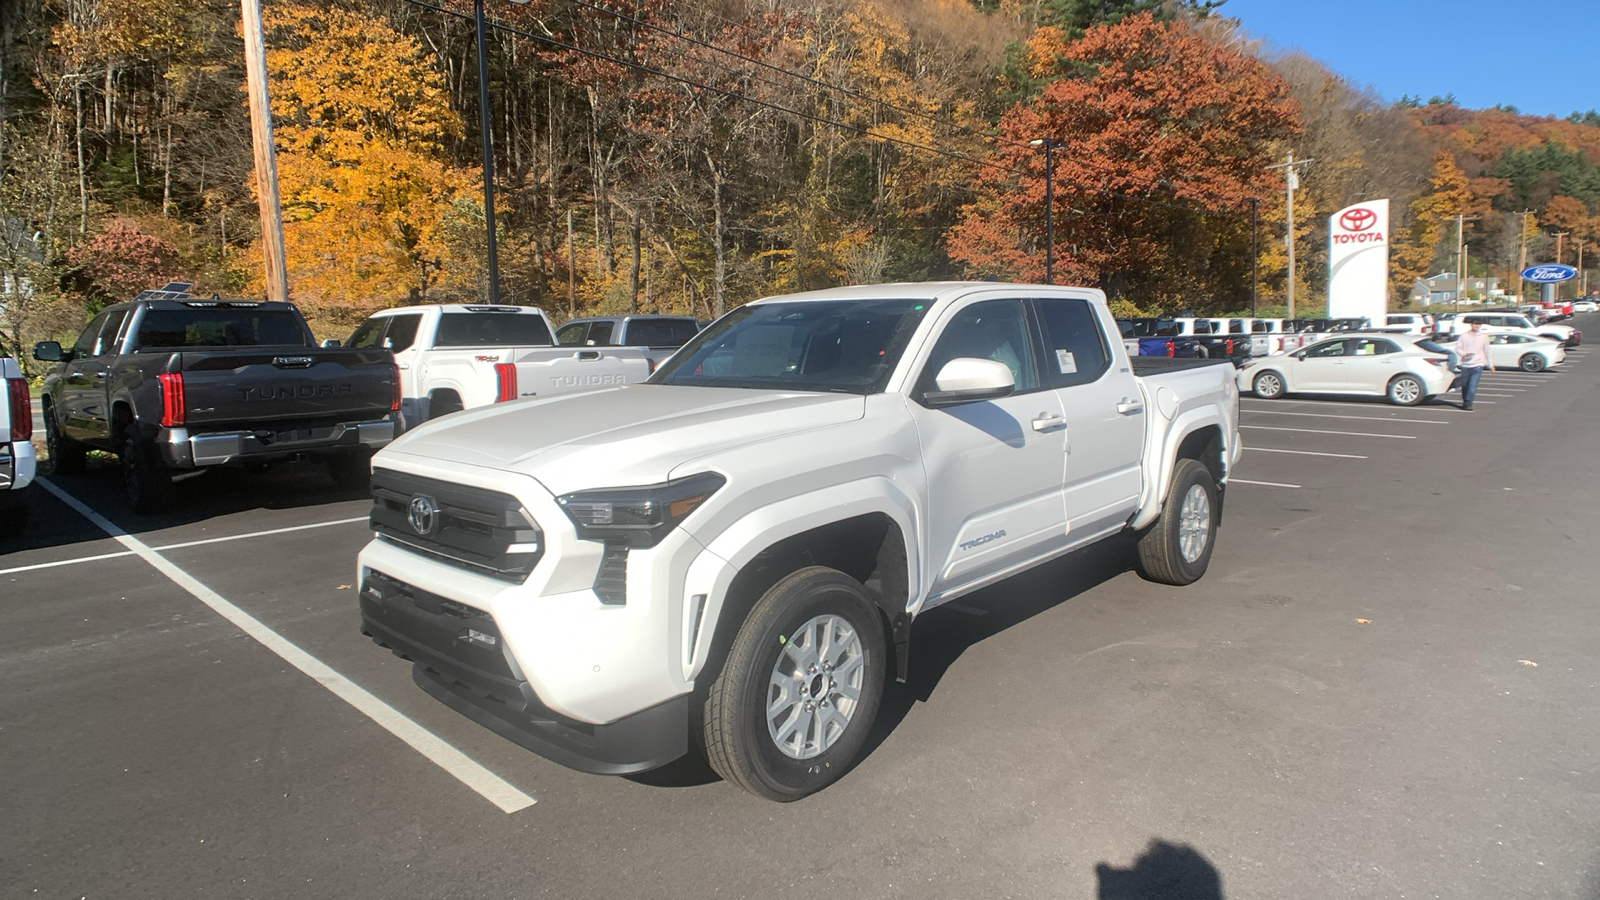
[1452, 320, 1496, 411]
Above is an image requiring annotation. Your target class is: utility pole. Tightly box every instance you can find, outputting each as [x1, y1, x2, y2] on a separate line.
[474, 0, 502, 304]
[1453, 212, 1480, 313]
[1514, 210, 1534, 302]
[1249, 197, 1259, 316]
[240, 0, 288, 303]
[1266, 153, 1313, 317]
[1029, 138, 1062, 284]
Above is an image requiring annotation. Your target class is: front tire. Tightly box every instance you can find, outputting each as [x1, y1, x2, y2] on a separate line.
[703, 566, 887, 801]
[1519, 353, 1545, 373]
[1136, 459, 1218, 586]
[1252, 370, 1285, 399]
[45, 405, 88, 475]
[121, 424, 174, 514]
[1387, 374, 1424, 406]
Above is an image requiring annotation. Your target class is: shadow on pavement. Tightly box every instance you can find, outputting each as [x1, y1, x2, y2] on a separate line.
[1096, 838, 1225, 900]
[5, 455, 368, 555]
[864, 533, 1137, 758]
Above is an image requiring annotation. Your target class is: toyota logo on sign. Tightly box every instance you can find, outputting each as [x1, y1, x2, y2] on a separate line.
[408, 495, 440, 536]
[1339, 208, 1378, 232]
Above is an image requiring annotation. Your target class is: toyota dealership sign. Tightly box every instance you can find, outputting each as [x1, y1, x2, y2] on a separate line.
[1328, 199, 1389, 324]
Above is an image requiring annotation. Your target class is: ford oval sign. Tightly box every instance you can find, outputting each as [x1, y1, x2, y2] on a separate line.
[1521, 264, 1577, 283]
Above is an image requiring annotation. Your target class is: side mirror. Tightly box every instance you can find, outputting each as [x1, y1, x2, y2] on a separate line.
[321, 338, 341, 348]
[33, 341, 65, 362]
[922, 358, 1014, 408]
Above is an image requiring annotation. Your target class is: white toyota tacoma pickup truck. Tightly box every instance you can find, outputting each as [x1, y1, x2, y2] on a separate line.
[356, 283, 1242, 800]
[339, 304, 654, 430]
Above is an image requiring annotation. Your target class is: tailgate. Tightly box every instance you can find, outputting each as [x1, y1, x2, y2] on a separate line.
[175, 349, 394, 427]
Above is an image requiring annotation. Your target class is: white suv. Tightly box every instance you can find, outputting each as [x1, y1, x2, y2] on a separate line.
[2, 355, 36, 538]
[1383, 313, 1435, 334]
[1440, 311, 1580, 347]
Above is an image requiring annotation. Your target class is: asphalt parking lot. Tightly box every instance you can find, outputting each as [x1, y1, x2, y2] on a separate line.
[5, 315, 1600, 899]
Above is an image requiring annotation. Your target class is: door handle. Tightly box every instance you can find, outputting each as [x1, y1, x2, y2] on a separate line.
[1116, 400, 1143, 415]
[1031, 414, 1065, 432]
[396, 363, 411, 370]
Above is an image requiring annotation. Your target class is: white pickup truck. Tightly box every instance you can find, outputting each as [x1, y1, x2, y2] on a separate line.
[340, 305, 654, 430]
[2, 355, 37, 537]
[356, 283, 1241, 800]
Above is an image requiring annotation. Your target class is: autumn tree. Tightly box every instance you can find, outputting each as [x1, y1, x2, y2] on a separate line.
[950, 12, 1299, 310]
[257, 2, 471, 330]
[66, 219, 181, 305]
[1391, 151, 1472, 296]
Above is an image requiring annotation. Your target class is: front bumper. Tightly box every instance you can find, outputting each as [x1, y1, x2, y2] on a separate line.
[358, 569, 687, 774]
[157, 417, 395, 468]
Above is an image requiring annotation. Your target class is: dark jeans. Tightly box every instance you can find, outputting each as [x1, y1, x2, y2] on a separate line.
[1457, 364, 1485, 408]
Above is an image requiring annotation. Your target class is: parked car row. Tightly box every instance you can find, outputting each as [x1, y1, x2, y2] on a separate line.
[1236, 322, 1571, 406]
[19, 284, 706, 516]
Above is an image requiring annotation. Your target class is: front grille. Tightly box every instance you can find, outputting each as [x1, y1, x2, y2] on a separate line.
[370, 468, 542, 582]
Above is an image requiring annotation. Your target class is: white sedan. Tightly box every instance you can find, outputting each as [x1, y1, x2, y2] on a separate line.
[1425, 333, 1566, 372]
[1237, 333, 1454, 406]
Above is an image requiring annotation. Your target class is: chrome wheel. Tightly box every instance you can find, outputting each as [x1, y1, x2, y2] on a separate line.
[1389, 376, 1422, 405]
[1178, 484, 1211, 563]
[766, 614, 865, 760]
[1253, 371, 1283, 399]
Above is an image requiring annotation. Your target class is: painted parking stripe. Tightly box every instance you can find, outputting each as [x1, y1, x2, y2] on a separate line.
[1474, 393, 1514, 398]
[1247, 447, 1368, 459]
[155, 516, 369, 551]
[35, 478, 537, 815]
[1241, 410, 1448, 425]
[0, 515, 370, 576]
[1242, 399, 1454, 413]
[1233, 478, 1302, 488]
[1240, 425, 1416, 439]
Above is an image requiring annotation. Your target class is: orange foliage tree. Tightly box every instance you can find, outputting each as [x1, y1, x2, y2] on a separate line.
[255, 2, 472, 331]
[948, 13, 1300, 309]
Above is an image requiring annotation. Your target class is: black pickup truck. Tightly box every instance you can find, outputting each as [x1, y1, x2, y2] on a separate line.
[33, 284, 398, 512]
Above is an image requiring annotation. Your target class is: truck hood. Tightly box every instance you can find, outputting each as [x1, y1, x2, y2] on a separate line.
[381, 385, 866, 494]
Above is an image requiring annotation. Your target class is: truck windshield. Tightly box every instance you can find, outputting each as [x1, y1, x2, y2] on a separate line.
[135, 308, 311, 348]
[652, 299, 929, 394]
[434, 312, 554, 346]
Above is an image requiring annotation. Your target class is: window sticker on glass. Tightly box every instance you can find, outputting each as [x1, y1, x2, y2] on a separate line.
[1055, 349, 1077, 374]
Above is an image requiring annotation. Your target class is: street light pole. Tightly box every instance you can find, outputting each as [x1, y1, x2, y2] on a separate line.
[1029, 138, 1059, 285]
[475, 0, 502, 304]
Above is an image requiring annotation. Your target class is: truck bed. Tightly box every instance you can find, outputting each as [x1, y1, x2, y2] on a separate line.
[1130, 356, 1235, 376]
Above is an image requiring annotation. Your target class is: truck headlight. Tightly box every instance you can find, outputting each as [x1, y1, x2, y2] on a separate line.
[557, 472, 725, 547]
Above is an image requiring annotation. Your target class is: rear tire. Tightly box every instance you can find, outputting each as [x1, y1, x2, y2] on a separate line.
[703, 566, 887, 801]
[1136, 459, 1218, 586]
[45, 405, 88, 476]
[1387, 374, 1424, 406]
[1519, 353, 1545, 373]
[428, 392, 463, 420]
[120, 424, 174, 514]
[1252, 370, 1285, 399]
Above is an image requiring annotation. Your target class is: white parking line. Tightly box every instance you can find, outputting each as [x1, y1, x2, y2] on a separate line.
[1474, 393, 1514, 398]
[1247, 447, 1368, 459]
[35, 479, 536, 815]
[0, 515, 371, 576]
[1242, 410, 1448, 425]
[1233, 478, 1302, 488]
[1242, 399, 1454, 414]
[1240, 425, 1417, 439]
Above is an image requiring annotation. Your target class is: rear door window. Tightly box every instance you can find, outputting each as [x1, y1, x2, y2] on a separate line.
[1032, 298, 1110, 388]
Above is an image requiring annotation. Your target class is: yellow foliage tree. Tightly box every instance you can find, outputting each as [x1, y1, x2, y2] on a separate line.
[1391, 151, 1472, 301]
[252, 2, 472, 330]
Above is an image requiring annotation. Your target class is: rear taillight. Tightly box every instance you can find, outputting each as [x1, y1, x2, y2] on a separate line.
[7, 378, 32, 441]
[158, 372, 185, 427]
[494, 362, 517, 403]
[647, 357, 658, 375]
[1166, 340, 1175, 357]
[390, 363, 402, 412]
[1225, 338, 1234, 356]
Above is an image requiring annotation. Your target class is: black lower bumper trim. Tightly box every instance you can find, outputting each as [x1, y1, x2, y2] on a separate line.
[414, 667, 688, 777]
[359, 569, 687, 776]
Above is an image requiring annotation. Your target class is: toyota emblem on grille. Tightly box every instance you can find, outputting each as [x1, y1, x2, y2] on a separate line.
[408, 495, 440, 535]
